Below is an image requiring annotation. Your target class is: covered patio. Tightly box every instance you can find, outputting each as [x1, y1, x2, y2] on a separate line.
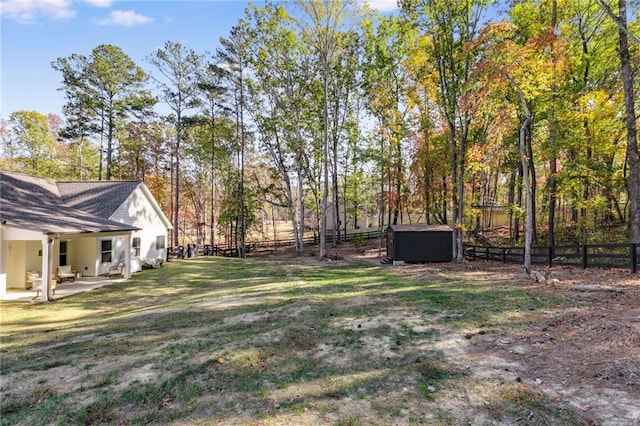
[0, 275, 125, 301]
[1, 172, 140, 302]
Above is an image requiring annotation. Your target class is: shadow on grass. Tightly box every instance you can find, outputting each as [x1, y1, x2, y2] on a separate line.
[1, 256, 578, 425]
[483, 382, 594, 425]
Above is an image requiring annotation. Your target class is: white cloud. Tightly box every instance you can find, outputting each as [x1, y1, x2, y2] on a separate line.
[93, 9, 153, 26]
[363, 0, 398, 12]
[85, 0, 113, 7]
[0, 0, 76, 23]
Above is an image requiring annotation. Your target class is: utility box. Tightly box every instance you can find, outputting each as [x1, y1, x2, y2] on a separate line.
[386, 224, 453, 264]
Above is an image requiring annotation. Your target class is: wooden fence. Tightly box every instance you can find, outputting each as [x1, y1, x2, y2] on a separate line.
[168, 229, 383, 259]
[169, 232, 637, 274]
[464, 243, 639, 273]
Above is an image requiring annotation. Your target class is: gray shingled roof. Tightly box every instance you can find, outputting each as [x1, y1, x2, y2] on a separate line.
[0, 172, 140, 234]
[57, 180, 141, 218]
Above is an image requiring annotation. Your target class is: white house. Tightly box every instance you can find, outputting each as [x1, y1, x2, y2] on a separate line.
[0, 172, 172, 301]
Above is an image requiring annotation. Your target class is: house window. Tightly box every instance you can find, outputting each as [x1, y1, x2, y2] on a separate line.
[156, 235, 165, 250]
[132, 237, 141, 257]
[59, 241, 68, 266]
[101, 240, 112, 263]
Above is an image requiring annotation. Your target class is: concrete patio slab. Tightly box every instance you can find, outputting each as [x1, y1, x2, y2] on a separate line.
[0, 276, 125, 302]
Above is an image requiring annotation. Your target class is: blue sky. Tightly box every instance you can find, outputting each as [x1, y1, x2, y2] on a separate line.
[1, 0, 398, 120]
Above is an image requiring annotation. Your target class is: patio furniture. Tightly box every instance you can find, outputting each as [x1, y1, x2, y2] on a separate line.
[26, 271, 41, 289]
[57, 265, 75, 282]
[108, 263, 124, 278]
[33, 279, 56, 300]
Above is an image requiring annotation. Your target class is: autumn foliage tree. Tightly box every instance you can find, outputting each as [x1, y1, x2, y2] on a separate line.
[401, 0, 490, 262]
[3, 0, 639, 261]
[473, 17, 571, 273]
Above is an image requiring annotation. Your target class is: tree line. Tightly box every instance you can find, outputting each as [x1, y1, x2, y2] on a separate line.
[1, 0, 638, 275]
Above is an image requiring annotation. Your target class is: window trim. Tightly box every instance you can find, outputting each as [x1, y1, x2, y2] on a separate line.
[132, 237, 141, 257]
[101, 239, 112, 264]
[59, 241, 68, 266]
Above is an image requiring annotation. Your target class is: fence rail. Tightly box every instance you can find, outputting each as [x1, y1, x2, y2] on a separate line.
[168, 229, 384, 259]
[464, 243, 639, 273]
[168, 236, 640, 274]
[168, 233, 637, 274]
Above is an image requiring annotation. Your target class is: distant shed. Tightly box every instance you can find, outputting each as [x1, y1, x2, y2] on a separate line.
[386, 224, 453, 264]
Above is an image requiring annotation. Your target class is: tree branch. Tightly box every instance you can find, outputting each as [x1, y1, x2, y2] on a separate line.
[595, 0, 640, 45]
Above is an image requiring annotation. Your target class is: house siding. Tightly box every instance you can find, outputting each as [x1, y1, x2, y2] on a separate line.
[25, 241, 41, 272]
[95, 236, 127, 276]
[109, 187, 169, 268]
[6, 241, 27, 289]
[3, 240, 42, 289]
[73, 237, 99, 277]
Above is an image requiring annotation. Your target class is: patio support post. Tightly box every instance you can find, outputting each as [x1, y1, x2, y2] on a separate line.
[47, 237, 54, 300]
[40, 236, 53, 302]
[124, 233, 131, 279]
[0, 226, 6, 296]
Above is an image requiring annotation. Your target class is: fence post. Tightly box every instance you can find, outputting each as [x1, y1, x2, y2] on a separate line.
[632, 243, 638, 274]
[548, 246, 553, 268]
[582, 245, 588, 269]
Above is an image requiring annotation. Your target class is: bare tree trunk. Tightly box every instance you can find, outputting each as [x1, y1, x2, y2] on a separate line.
[617, 0, 640, 245]
[106, 110, 113, 180]
[99, 111, 105, 181]
[332, 136, 340, 247]
[521, 116, 533, 274]
[378, 128, 386, 254]
[449, 125, 459, 260]
[509, 76, 534, 275]
[526, 122, 538, 244]
[173, 105, 182, 250]
[455, 120, 470, 261]
[342, 160, 349, 235]
[393, 158, 401, 225]
[508, 169, 516, 243]
[210, 129, 216, 250]
[296, 166, 306, 255]
[548, 0, 558, 249]
[238, 57, 247, 259]
[424, 132, 432, 225]
[287, 180, 301, 255]
[319, 61, 329, 259]
[441, 174, 447, 224]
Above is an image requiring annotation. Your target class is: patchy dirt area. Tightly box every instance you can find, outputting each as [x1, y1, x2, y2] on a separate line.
[3, 240, 638, 425]
[401, 261, 639, 425]
[254, 240, 640, 425]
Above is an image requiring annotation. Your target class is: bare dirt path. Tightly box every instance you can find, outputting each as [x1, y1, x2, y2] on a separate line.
[297, 241, 640, 425]
[3, 241, 638, 425]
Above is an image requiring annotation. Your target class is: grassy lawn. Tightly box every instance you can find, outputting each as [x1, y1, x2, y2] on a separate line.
[0, 256, 588, 425]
